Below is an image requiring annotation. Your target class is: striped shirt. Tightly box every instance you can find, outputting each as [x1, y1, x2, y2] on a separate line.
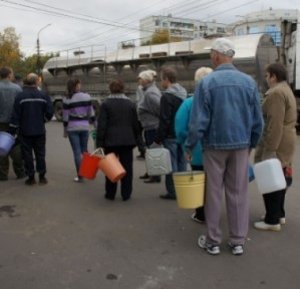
[63, 92, 95, 131]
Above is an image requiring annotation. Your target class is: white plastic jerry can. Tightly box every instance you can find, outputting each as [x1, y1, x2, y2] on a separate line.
[145, 147, 172, 176]
[253, 158, 286, 194]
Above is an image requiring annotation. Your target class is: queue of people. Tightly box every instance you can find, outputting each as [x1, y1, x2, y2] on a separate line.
[0, 37, 297, 257]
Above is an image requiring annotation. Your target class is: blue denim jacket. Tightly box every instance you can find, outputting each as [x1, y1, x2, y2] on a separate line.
[186, 64, 263, 151]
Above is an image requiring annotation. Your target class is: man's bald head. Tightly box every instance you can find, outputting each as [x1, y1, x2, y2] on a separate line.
[25, 73, 39, 86]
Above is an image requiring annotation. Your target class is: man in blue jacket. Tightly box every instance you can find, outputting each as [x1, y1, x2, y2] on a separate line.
[9, 73, 53, 185]
[186, 38, 263, 256]
[0, 67, 25, 180]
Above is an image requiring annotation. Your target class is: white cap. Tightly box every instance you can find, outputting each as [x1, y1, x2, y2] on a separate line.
[138, 70, 155, 82]
[210, 38, 235, 57]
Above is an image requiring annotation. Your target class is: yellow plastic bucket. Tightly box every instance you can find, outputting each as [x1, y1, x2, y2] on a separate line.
[173, 171, 205, 209]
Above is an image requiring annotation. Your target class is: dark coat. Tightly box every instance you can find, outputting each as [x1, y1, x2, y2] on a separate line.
[96, 97, 139, 148]
[10, 86, 53, 136]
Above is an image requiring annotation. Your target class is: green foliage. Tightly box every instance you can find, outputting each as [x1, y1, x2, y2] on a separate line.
[0, 26, 56, 79]
[0, 27, 23, 69]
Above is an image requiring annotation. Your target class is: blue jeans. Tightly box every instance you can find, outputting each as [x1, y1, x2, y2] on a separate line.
[68, 130, 89, 174]
[163, 138, 186, 196]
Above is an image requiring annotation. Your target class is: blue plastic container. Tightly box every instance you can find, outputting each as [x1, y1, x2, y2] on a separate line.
[0, 132, 15, 156]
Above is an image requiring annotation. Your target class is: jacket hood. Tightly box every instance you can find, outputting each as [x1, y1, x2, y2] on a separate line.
[165, 83, 187, 100]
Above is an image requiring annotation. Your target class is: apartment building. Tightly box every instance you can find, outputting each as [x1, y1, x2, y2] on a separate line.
[140, 15, 227, 43]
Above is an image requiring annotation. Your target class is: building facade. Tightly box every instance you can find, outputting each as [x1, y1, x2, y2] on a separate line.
[140, 15, 227, 43]
[230, 9, 298, 46]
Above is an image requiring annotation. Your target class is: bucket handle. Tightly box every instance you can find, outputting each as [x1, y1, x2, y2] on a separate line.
[91, 147, 105, 156]
[187, 161, 194, 180]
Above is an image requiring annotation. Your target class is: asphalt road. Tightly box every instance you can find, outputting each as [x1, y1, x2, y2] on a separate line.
[1, 120, 300, 289]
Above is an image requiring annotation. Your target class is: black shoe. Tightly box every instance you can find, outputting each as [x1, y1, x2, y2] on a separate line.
[39, 176, 48, 185]
[105, 195, 115, 201]
[144, 177, 161, 183]
[159, 194, 176, 200]
[25, 177, 36, 185]
[191, 212, 205, 223]
[0, 176, 8, 181]
[16, 173, 26, 180]
[139, 173, 149, 179]
[136, 154, 145, 160]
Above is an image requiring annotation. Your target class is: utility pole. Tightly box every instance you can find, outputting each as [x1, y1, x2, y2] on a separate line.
[36, 24, 51, 75]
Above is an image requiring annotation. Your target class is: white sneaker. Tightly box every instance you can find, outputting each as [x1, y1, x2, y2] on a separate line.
[73, 176, 83, 183]
[254, 221, 281, 232]
[197, 235, 220, 255]
[228, 242, 244, 256]
[260, 215, 286, 225]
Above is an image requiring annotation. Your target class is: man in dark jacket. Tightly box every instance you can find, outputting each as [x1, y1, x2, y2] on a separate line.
[156, 66, 187, 200]
[9, 73, 53, 185]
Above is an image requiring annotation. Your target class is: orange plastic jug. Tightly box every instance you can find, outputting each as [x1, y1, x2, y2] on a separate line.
[79, 152, 101, 179]
[98, 152, 126, 183]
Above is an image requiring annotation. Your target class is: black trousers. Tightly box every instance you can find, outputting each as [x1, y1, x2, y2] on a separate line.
[263, 173, 291, 225]
[104, 146, 133, 200]
[21, 134, 46, 177]
[263, 189, 286, 225]
[192, 164, 205, 220]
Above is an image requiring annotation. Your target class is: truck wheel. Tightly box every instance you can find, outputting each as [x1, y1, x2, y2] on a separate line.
[54, 101, 63, 122]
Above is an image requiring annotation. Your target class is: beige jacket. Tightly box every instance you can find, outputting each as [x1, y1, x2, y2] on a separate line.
[255, 81, 297, 167]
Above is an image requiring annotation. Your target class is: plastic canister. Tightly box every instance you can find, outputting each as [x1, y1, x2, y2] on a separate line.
[253, 158, 286, 194]
[145, 147, 172, 176]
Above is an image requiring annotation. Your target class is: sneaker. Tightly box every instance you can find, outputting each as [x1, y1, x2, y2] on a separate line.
[191, 212, 205, 224]
[254, 221, 281, 232]
[25, 177, 36, 185]
[39, 176, 48, 185]
[139, 173, 149, 179]
[197, 235, 220, 255]
[228, 242, 244, 256]
[260, 215, 286, 225]
[74, 176, 83, 183]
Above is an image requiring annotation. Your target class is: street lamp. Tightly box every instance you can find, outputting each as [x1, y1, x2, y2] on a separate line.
[37, 23, 51, 75]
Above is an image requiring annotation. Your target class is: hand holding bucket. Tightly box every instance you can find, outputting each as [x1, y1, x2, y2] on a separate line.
[97, 148, 126, 183]
[78, 148, 102, 180]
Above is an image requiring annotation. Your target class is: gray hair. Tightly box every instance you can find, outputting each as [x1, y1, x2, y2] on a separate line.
[194, 67, 213, 83]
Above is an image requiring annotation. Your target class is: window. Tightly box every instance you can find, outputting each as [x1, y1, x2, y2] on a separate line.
[265, 24, 281, 46]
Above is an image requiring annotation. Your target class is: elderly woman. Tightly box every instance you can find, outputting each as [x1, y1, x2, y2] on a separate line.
[254, 63, 297, 231]
[96, 79, 140, 201]
[175, 67, 213, 222]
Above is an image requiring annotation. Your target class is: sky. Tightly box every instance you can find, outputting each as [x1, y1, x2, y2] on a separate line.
[0, 0, 299, 57]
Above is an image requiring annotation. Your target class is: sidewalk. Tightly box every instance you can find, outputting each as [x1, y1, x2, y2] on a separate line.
[0, 121, 300, 289]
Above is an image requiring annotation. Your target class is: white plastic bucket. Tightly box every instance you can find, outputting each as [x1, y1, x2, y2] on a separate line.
[253, 158, 286, 194]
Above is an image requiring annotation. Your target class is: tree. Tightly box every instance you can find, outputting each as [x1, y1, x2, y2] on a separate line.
[0, 26, 58, 78]
[141, 29, 182, 46]
[21, 53, 55, 76]
[0, 27, 23, 69]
